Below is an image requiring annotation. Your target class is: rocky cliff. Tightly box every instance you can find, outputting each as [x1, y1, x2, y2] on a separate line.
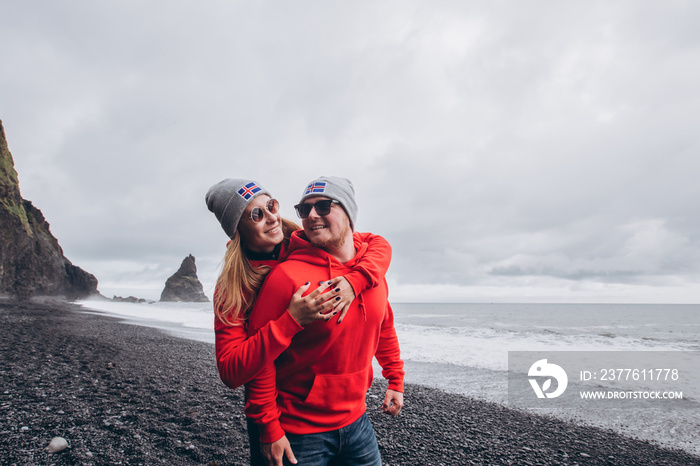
[160, 254, 209, 303]
[0, 120, 98, 300]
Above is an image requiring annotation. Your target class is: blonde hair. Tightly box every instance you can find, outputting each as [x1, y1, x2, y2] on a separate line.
[214, 217, 300, 326]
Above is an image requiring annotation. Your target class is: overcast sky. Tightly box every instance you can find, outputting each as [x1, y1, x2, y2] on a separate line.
[2, 1, 699, 303]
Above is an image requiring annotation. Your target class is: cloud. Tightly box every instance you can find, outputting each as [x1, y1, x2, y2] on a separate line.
[2, 1, 699, 302]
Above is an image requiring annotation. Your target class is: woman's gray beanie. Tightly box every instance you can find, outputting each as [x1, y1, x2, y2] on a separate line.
[206, 178, 271, 238]
[298, 176, 358, 230]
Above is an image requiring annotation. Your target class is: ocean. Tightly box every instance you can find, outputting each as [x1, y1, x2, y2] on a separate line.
[77, 300, 700, 456]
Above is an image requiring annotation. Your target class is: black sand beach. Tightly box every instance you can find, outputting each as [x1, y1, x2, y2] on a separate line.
[1, 298, 698, 466]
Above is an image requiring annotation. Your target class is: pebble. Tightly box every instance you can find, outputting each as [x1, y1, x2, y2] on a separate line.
[46, 436, 69, 453]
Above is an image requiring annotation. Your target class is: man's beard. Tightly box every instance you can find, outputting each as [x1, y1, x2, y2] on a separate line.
[309, 218, 352, 251]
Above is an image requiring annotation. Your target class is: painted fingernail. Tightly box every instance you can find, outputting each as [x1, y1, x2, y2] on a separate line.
[335, 296, 341, 301]
[327, 280, 332, 284]
[305, 282, 310, 285]
[318, 281, 324, 285]
[334, 288, 340, 292]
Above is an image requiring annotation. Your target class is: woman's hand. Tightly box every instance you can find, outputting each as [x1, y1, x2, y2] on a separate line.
[288, 277, 356, 326]
[287, 282, 339, 326]
[326, 276, 355, 323]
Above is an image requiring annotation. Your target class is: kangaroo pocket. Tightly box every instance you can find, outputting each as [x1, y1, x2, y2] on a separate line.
[302, 367, 372, 415]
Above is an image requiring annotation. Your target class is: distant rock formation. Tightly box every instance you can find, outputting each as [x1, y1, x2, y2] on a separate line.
[160, 254, 209, 303]
[112, 295, 151, 304]
[0, 120, 98, 300]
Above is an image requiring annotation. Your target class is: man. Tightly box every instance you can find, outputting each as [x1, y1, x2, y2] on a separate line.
[245, 176, 404, 466]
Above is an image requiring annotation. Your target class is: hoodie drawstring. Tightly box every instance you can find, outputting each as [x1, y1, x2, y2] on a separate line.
[327, 256, 334, 284]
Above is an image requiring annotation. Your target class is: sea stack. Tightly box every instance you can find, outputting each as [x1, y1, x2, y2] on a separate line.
[160, 254, 209, 303]
[0, 120, 98, 300]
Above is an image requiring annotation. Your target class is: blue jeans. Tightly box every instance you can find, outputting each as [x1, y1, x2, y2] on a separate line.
[283, 413, 382, 466]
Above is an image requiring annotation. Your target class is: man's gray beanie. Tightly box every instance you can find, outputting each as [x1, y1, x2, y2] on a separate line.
[206, 178, 271, 238]
[299, 176, 358, 230]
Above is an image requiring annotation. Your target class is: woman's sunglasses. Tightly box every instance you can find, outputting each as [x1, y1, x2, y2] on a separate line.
[250, 198, 279, 222]
[294, 199, 340, 219]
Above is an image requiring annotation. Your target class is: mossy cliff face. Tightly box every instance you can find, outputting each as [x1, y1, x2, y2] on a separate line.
[0, 125, 30, 235]
[0, 120, 98, 300]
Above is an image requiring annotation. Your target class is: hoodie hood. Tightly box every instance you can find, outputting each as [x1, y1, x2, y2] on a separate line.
[285, 230, 369, 270]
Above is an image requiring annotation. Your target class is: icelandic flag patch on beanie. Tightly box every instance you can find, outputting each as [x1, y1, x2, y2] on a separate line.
[238, 182, 262, 200]
[304, 182, 326, 195]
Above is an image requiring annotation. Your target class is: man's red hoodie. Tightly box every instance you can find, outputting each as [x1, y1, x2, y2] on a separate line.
[245, 230, 404, 443]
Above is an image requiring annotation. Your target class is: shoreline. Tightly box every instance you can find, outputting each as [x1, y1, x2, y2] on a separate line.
[1, 298, 698, 465]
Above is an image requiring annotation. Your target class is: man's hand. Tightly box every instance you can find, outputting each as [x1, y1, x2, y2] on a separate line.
[261, 435, 297, 466]
[382, 389, 404, 416]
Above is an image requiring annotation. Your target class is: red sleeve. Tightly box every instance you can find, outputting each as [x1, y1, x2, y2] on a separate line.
[374, 298, 405, 393]
[214, 310, 302, 390]
[344, 232, 392, 295]
[244, 268, 297, 443]
[245, 364, 285, 442]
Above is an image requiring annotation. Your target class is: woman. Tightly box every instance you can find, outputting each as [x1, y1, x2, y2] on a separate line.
[205, 178, 391, 462]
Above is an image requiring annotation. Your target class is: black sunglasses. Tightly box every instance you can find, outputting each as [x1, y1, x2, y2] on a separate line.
[250, 198, 279, 222]
[294, 199, 340, 219]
